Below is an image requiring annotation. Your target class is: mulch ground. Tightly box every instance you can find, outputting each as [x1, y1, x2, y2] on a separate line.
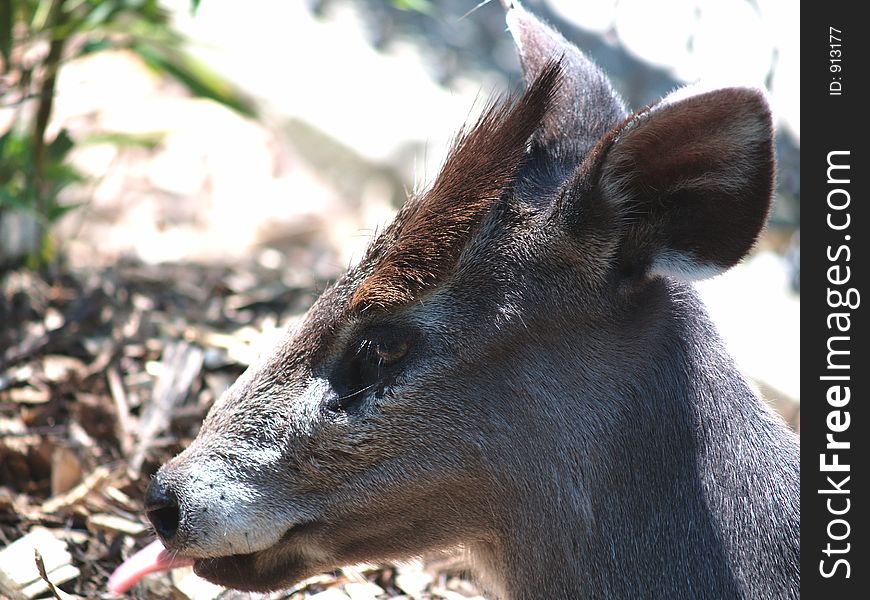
[0, 260, 479, 600]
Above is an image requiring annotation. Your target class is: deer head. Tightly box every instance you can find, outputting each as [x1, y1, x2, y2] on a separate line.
[110, 2, 788, 597]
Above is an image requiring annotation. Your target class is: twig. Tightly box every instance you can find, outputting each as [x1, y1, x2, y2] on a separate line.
[29, 0, 69, 240]
[129, 340, 204, 477]
[107, 365, 134, 456]
[34, 549, 81, 600]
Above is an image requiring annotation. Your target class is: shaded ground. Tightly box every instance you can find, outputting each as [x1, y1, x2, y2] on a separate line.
[0, 259, 483, 599]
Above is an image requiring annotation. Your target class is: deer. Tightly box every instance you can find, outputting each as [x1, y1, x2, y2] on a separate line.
[108, 2, 800, 598]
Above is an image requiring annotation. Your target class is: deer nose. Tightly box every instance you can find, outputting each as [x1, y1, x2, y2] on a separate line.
[145, 476, 181, 542]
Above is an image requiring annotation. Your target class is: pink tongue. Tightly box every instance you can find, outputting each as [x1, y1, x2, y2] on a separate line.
[107, 539, 196, 595]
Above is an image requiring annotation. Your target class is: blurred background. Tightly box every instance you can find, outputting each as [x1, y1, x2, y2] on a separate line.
[0, 0, 799, 598]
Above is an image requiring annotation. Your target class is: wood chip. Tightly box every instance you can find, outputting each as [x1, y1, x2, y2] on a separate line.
[129, 340, 204, 477]
[0, 527, 79, 599]
[43, 308, 65, 331]
[309, 589, 351, 600]
[50, 445, 83, 497]
[444, 578, 486, 598]
[344, 581, 385, 600]
[104, 486, 138, 511]
[0, 574, 29, 600]
[23, 565, 81, 598]
[41, 355, 87, 383]
[42, 466, 110, 514]
[171, 568, 226, 600]
[340, 565, 370, 585]
[6, 385, 51, 405]
[88, 513, 149, 536]
[182, 324, 258, 367]
[431, 591, 482, 600]
[395, 564, 433, 598]
[107, 365, 134, 455]
[32, 551, 81, 600]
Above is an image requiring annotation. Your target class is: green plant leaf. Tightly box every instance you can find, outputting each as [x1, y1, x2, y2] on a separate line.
[42, 161, 86, 188]
[47, 128, 75, 161]
[391, 0, 434, 14]
[0, 129, 11, 160]
[0, 131, 31, 186]
[81, 130, 164, 149]
[83, 0, 120, 27]
[37, 232, 56, 266]
[0, 187, 34, 211]
[131, 41, 257, 118]
[78, 38, 113, 55]
[3, 0, 242, 269]
[45, 200, 82, 222]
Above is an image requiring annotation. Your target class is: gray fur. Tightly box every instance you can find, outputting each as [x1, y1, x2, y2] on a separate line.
[146, 3, 799, 598]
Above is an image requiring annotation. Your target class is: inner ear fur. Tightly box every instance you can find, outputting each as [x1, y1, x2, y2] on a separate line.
[593, 87, 774, 281]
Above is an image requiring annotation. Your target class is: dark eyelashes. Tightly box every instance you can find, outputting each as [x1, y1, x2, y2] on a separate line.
[327, 331, 413, 412]
[356, 339, 381, 363]
[354, 340, 386, 379]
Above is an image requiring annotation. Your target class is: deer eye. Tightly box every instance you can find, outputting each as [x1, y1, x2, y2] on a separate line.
[327, 329, 413, 412]
[350, 336, 410, 388]
[371, 338, 410, 366]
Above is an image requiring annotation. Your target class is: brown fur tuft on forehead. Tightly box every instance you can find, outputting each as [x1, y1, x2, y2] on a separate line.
[351, 62, 562, 313]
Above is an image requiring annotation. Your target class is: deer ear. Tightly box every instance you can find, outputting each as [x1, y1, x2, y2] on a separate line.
[595, 87, 774, 281]
[504, 1, 626, 163]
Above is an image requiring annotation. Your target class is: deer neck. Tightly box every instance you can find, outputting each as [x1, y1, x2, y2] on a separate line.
[469, 280, 798, 600]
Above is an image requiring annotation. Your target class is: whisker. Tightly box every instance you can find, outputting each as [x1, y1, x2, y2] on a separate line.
[460, 0, 494, 21]
[337, 381, 380, 402]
